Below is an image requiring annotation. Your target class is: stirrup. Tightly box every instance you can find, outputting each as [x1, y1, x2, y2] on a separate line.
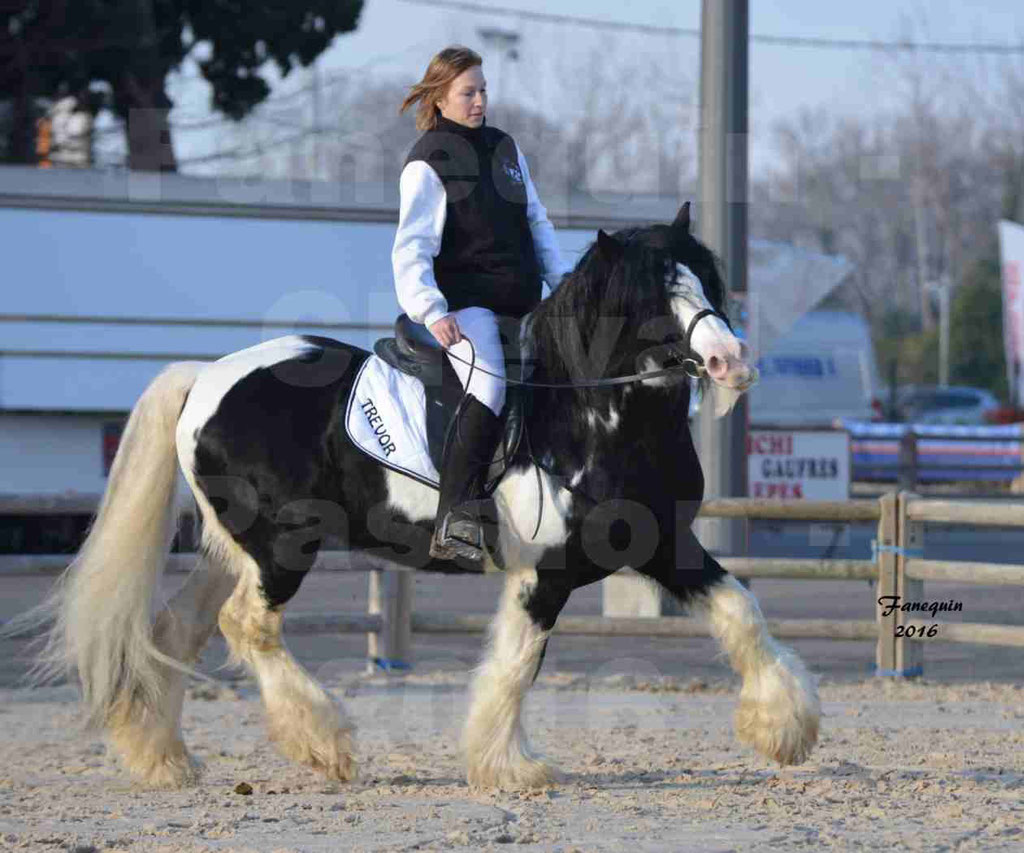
[430, 512, 486, 561]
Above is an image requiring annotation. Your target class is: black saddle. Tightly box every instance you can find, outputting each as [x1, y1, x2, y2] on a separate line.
[373, 314, 525, 478]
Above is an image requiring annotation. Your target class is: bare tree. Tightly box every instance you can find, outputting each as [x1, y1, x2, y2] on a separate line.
[551, 36, 696, 200]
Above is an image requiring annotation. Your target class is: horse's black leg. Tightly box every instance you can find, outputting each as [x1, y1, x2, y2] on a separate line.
[636, 525, 820, 767]
[463, 566, 572, 789]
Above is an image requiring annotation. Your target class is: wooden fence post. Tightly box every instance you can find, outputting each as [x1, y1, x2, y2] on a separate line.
[874, 492, 899, 674]
[894, 491, 924, 677]
[366, 569, 413, 673]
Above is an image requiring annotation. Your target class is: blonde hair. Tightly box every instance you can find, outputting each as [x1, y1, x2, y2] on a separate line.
[399, 46, 483, 131]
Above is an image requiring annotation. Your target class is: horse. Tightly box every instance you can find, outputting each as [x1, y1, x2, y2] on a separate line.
[13, 202, 819, 790]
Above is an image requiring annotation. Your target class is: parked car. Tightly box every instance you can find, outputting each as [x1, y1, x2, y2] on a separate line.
[894, 385, 1001, 425]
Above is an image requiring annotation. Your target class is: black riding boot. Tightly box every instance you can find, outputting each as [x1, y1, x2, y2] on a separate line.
[430, 395, 502, 562]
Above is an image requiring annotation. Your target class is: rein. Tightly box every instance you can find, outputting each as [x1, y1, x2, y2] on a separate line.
[445, 306, 730, 541]
[442, 307, 727, 389]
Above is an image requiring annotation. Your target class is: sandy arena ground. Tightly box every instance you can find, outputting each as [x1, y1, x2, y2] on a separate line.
[1, 670, 1022, 852]
[1, 571, 1022, 850]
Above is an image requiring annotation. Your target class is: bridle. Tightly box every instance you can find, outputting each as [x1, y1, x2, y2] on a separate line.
[663, 306, 734, 381]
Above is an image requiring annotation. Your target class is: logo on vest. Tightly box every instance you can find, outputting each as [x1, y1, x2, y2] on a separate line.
[360, 397, 397, 457]
[502, 161, 524, 185]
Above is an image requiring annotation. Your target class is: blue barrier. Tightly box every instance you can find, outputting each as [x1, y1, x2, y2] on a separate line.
[843, 421, 1024, 483]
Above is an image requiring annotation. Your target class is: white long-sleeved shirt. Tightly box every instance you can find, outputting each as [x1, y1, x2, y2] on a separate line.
[391, 142, 569, 327]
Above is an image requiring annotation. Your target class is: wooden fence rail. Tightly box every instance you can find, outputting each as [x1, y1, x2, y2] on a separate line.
[3, 493, 1024, 676]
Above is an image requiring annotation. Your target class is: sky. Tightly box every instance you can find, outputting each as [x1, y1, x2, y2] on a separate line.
[154, 0, 1024, 178]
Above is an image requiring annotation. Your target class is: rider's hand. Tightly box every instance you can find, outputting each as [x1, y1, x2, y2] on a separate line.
[428, 315, 462, 348]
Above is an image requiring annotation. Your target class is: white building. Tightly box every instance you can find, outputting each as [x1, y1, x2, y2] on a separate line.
[0, 166, 648, 500]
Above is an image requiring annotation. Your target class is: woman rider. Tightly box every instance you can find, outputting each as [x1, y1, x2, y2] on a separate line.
[393, 45, 569, 562]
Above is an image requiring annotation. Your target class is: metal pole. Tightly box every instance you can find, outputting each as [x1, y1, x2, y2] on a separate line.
[939, 276, 950, 386]
[913, 176, 933, 330]
[694, 0, 749, 559]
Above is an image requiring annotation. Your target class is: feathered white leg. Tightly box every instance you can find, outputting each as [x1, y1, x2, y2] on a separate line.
[700, 575, 820, 765]
[217, 560, 356, 782]
[463, 567, 556, 789]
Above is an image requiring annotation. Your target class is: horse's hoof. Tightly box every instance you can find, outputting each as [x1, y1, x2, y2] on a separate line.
[737, 702, 819, 765]
[290, 726, 358, 782]
[127, 749, 203, 789]
[467, 756, 559, 791]
[320, 752, 358, 782]
[320, 728, 358, 782]
[735, 660, 820, 766]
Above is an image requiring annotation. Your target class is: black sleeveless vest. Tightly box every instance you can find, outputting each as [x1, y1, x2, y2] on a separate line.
[403, 115, 543, 319]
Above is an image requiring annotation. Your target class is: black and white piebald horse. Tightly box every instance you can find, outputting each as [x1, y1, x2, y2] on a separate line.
[21, 202, 819, 789]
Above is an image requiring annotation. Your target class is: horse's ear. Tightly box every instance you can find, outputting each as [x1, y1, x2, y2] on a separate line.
[596, 229, 625, 265]
[673, 201, 691, 233]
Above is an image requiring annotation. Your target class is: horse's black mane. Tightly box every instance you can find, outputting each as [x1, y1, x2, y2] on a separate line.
[526, 222, 728, 391]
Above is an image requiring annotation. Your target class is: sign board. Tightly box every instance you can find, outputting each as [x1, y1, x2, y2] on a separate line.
[747, 430, 850, 500]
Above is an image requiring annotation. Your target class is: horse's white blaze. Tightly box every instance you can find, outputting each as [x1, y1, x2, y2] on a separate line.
[667, 262, 754, 384]
[665, 263, 756, 413]
[493, 465, 572, 569]
[698, 575, 820, 766]
[463, 567, 555, 789]
[383, 468, 439, 522]
[668, 263, 738, 356]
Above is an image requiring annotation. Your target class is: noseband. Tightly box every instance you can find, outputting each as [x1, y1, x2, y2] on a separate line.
[666, 307, 734, 379]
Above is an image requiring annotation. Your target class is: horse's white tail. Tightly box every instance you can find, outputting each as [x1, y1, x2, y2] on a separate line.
[9, 361, 204, 728]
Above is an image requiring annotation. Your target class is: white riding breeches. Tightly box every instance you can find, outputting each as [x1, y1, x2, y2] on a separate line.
[445, 306, 507, 416]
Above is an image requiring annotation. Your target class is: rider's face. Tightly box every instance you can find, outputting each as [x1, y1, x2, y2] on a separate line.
[437, 66, 487, 129]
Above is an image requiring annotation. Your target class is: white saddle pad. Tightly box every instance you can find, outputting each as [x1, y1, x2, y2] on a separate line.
[345, 355, 440, 487]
